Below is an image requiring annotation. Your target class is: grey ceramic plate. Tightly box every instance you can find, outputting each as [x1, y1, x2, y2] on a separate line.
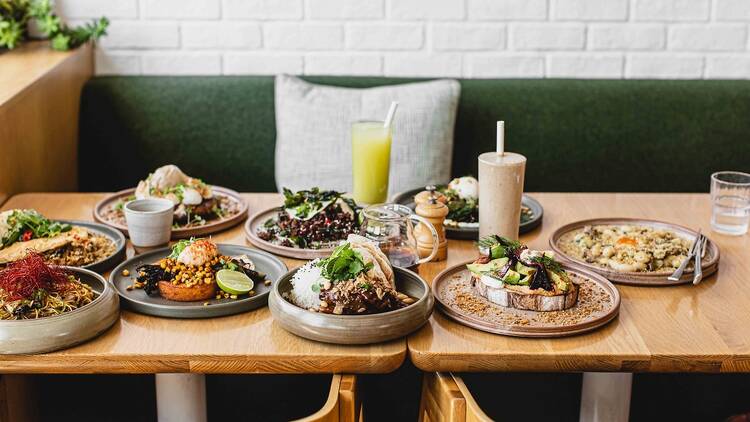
[391, 187, 543, 240]
[269, 267, 434, 344]
[0, 267, 120, 354]
[57, 220, 127, 273]
[110, 244, 287, 319]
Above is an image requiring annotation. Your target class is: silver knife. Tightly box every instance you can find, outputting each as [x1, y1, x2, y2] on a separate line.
[693, 234, 704, 285]
[668, 229, 701, 282]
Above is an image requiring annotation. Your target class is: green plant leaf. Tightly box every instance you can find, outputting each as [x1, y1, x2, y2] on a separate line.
[50, 32, 69, 51]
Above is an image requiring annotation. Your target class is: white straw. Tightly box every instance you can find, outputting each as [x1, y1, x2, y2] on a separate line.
[496, 121, 505, 156]
[383, 101, 399, 128]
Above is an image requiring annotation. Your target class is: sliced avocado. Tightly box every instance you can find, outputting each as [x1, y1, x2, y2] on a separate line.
[490, 244, 506, 259]
[467, 257, 509, 275]
[515, 262, 536, 276]
[501, 269, 521, 284]
[548, 270, 570, 292]
[518, 274, 531, 285]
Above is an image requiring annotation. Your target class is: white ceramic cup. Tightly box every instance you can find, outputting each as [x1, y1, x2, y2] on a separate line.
[123, 198, 175, 247]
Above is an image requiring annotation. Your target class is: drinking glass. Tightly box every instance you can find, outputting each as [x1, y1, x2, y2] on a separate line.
[710, 171, 750, 236]
[351, 121, 392, 205]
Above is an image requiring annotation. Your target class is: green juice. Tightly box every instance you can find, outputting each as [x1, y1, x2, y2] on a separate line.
[351, 121, 392, 204]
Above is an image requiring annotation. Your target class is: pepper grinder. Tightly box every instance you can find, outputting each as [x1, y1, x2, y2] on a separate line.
[414, 186, 449, 261]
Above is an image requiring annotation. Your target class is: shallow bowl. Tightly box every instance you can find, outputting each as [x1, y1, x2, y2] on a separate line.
[0, 267, 119, 354]
[269, 267, 433, 344]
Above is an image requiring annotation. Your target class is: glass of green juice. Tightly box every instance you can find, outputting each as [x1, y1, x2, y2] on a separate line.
[351, 121, 392, 204]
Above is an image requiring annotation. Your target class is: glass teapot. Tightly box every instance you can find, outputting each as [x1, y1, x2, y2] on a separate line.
[360, 203, 439, 268]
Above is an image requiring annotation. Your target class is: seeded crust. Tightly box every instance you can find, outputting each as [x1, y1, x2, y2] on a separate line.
[158, 280, 216, 302]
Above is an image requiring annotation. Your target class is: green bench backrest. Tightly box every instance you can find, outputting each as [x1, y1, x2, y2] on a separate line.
[79, 76, 750, 193]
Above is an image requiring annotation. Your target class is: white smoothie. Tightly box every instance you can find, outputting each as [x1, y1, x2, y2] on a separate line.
[478, 152, 526, 240]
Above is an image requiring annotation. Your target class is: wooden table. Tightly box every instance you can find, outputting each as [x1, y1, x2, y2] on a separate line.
[408, 192, 750, 422]
[3, 192, 749, 421]
[0, 193, 405, 375]
[409, 192, 750, 373]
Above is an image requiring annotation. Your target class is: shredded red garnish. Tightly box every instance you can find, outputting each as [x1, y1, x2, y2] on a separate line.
[21, 230, 33, 242]
[0, 253, 73, 301]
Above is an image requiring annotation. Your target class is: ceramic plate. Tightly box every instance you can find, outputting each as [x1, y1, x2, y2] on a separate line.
[57, 220, 127, 273]
[0, 220, 126, 274]
[110, 244, 287, 318]
[549, 218, 720, 286]
[93, 186, 248, 239]
[269, 267, 434, 344]
[0, 267, 120, 354]
[244, 207, 341, 260]
[391, 187, 543, 240]
[433, 261, 620, 338]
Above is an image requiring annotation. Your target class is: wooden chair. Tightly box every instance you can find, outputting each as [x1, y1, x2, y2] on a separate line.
[418, 372, 493, 422]
[0, 375, 37, 422]
[297, 374, 362, 422]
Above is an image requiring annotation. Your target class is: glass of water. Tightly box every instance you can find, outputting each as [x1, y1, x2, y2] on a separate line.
[711, 171, 750, 236]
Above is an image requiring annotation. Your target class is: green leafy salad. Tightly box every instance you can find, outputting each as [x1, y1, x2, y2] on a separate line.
[0, 209, 71, 248]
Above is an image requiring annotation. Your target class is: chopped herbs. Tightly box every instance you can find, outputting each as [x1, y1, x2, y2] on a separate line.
[282, 187, 342, 220]
[529, 254, 564, 275]
[439, 186, 478, 223]
[316, 243, 373, 283]
[478, 235, 522, 259]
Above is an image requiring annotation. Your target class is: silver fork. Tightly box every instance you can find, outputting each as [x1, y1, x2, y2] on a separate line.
[668, 229, 701, 282]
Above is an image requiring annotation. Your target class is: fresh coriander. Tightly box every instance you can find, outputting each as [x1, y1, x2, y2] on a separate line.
[316, 243, 373, 282]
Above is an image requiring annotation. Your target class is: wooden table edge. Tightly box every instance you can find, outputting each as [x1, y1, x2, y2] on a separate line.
[409, 349, 750, 373]
[0, 348, 408, 375]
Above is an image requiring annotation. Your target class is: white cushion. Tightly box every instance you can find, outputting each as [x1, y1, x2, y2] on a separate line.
[274, 74, 460, 197]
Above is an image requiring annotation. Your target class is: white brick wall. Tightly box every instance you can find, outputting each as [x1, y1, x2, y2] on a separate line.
[57, 0, 750, 78]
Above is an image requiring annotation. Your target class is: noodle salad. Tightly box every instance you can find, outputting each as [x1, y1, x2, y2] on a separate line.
[0, 253, 94, 320]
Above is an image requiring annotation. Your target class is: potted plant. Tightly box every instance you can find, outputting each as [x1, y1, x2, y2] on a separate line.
[0, 0, 107, 52]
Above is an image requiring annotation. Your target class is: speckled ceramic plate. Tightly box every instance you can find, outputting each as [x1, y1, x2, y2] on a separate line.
[269, 267, 434, 344]
[549, 218, 720, 286]
[93, 186, 248, 239]
[391, 187, 543, 240]
[110, 244, 287, 319]
[432, 261, 620, 338]
[0, 267, 120, 354]
[0, 220, 126, 274]
[244, 207, 340, 260]
[57, 220, 127, 273]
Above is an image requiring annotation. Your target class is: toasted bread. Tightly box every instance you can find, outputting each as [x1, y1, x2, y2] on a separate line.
[473, 276, 579, 312]
[158, 280, 216, 302]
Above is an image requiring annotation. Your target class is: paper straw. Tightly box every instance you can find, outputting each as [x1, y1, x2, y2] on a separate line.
[384, 101, 399, 128]
[497, 121, 505, 156]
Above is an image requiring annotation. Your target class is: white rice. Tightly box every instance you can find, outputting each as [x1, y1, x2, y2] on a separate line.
[288, 260, 325, 309]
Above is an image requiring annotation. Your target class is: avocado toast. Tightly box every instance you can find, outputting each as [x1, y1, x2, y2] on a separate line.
[468, 235, 578, 312]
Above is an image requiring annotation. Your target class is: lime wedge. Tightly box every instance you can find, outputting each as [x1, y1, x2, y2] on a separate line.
[216, 269, 254, 295]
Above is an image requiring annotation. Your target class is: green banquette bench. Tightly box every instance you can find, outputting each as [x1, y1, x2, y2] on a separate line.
[78, 77, 750, 193]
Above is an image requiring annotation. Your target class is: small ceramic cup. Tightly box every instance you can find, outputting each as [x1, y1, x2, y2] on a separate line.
[123, 198, 175, 247]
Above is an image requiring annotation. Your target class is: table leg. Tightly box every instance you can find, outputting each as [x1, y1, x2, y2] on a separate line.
[155, 373, 207, 422]
[579, 372, 632, 422]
